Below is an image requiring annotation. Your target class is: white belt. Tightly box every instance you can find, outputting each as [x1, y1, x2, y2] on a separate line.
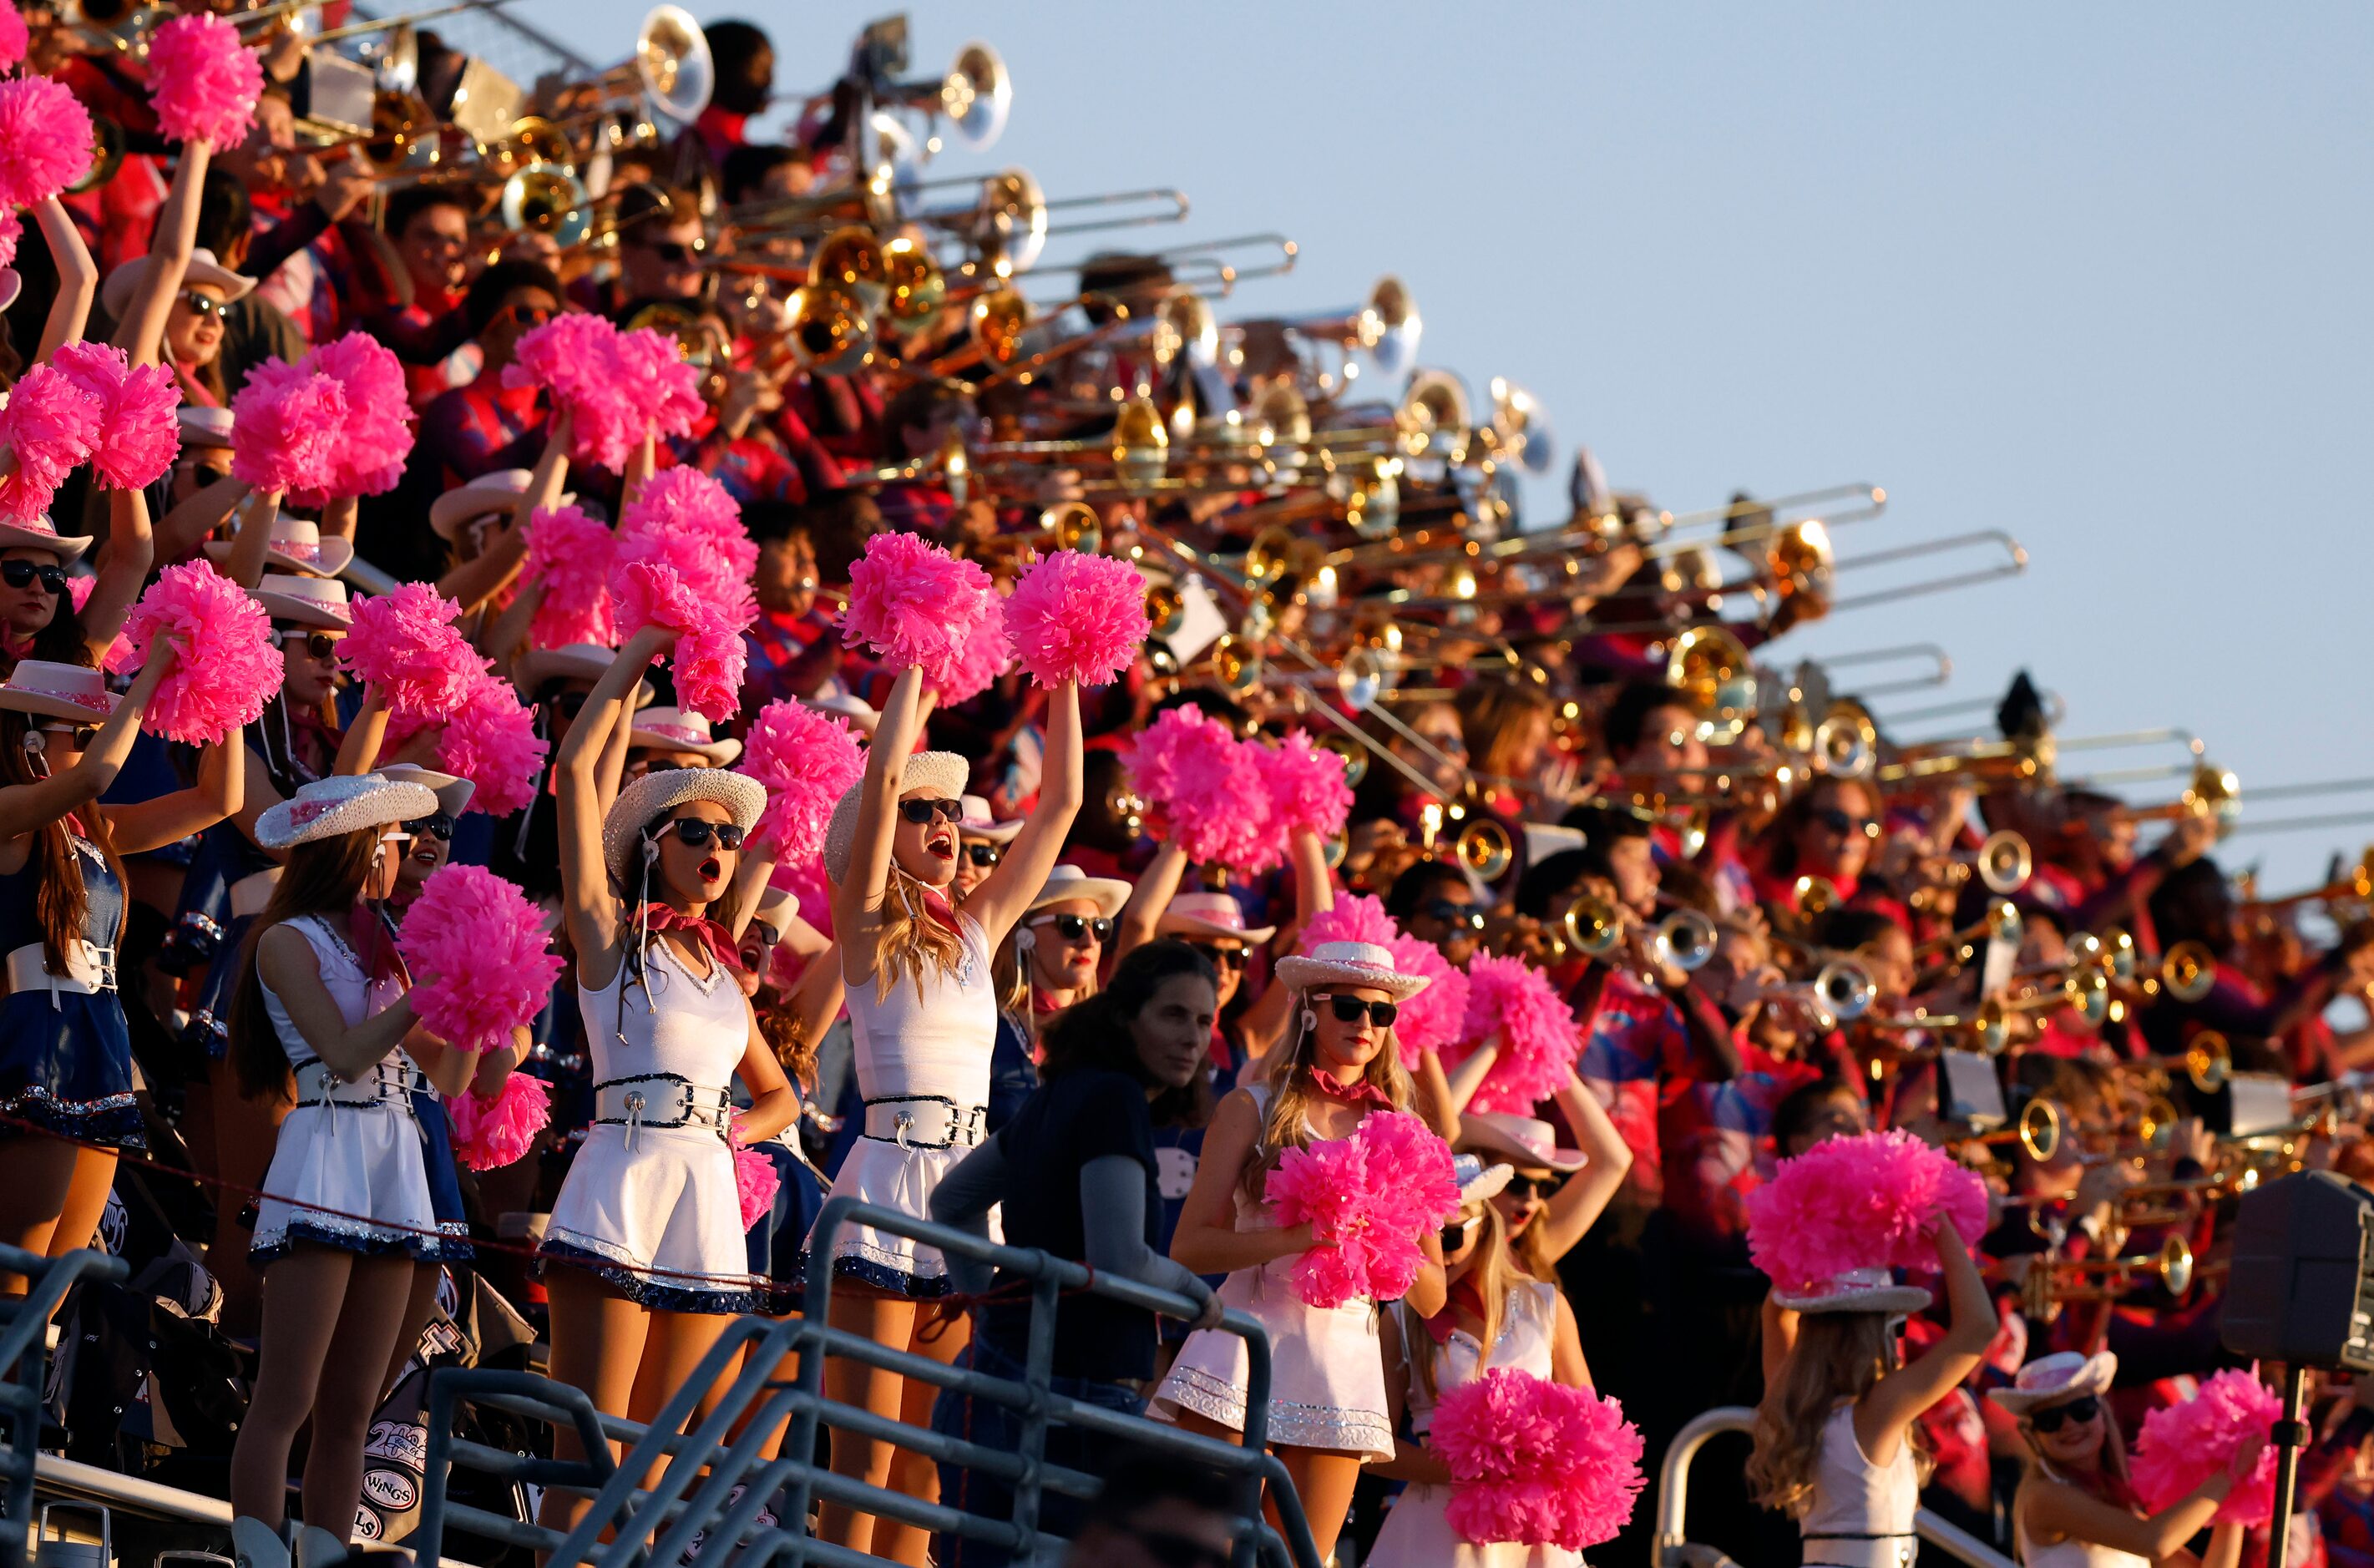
[863, 1095, 986, 1151]
[5, 941, 116, 1006]
[229, 867, 282, 919]
[594, 1075, 733, 1148]
[293, 1057, 420, 1110]
[1801, 1534, 1918, 1568]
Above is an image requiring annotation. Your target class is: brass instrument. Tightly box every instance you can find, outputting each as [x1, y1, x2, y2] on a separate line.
[1754, 958, 1881, 1029]
[2118, 1166, 2259, 1228]
[2022, 1235, 2199, 1318]
[2141, 1029, 2231, 1095]
[1950, 830, 2033, 896]
[66, 114, 127, 195]
[1910, 898, 2023, 964]
[1958, 1096, 2065, 1163]
[2128, 759, 2243, 836]
[1555, 896, 1714, 974]
[2238, 846, 2374, 911]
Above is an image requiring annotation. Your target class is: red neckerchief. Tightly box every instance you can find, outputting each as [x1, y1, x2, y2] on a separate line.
[1421, 1274, 1490, 1345]
[644, 903, 743, 977]
[1306, 1068, 1391, 1109]
[919, 887, 961, 934]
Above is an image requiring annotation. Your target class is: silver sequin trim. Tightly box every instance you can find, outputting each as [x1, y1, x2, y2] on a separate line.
[831, 1234, 949, 1280]
[252, 1208, 421, 1252]
[540, 1223, 762, 1292]
[1156, 1364, 1392, 1456]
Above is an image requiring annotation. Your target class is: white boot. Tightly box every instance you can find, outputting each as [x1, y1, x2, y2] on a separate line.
[230, 1517, 290, 1568]
[293, 1525, 348, 1568]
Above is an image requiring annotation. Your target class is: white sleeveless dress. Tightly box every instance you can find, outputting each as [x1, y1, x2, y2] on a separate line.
[1147, 1085, 1395, 1459]
[251, 915, 439, 1264]
[802, 911, 999, 1297]
[1800, 1402, 1920, 1568]
[1368, 1279, 1584, 1568]
[543, 933, 761, 1313]
[2015, 1471, 2152, 1568]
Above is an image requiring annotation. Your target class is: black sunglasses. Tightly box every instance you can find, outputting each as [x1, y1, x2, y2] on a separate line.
[2029, 1395, 2100, 1434]
[1318, 994, 1398, 1028]
[0, 560, 66, 595]
[1420, 898, 1486, 933]
[1038, 913, 1112, 944]
[1504, 1172, 1567, 1201]
[898, 797, 964, 825]
[1812, 806, 1881, 840]
[554, 690, 591, 717]
[38, 724, 97, 748]
[1439, 1212, 1481, 1252]
[666, 819, 746, 851]
[403, 813, 456, 842]
[963, 842, 1000, 867]
[492, 301, 554, 331]
[281, 630, 341, 660]
[643, 239, 707, 265]
[1192, 943, 1246, 972]
[179, 289, 231, 321]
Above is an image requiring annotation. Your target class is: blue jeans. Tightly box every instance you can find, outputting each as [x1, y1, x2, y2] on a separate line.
[929, 1338, 1144, 1567]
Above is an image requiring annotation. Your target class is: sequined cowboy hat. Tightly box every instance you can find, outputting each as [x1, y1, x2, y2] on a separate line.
[1987, 1351, 2118, 1416]
[257, 774, 438, 851]
[1458, 1111, 1591, 1175]
[628, 706, 742, 766]
[1769, 1266, 1932, 1317]
[100, 247, 254, 321]
[603, 766, 765, 890]
[1452, 1152, 1513, 1204]
[429, 468, 577, 543]
[1157, 889, 1276, 946]
[0, 512, 94, 562]
[1272, 939, 1432, 1003]
[0, 660, 121, 725]
[375, 762, 474, 818]
[203, 512, 354, 578]
[823, 750, 971, 882]
[957, 792, 1022, 844]
[251, 574, 353, 629]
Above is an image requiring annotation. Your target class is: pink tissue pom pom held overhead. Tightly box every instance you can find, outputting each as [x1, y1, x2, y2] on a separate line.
[523, 505, 619, 649]
[615, 466, 757, 620]
[1445, 953, 1580, 1114]
[230, 360, 347, 495]
[502, 313, 617, 456]
[1430, 1368, 1646, 1550]
[2129, 1368, 2280, 1528]
[737, 701, 865, 862]
[52, 341, 181, 493]
[1003, 549, 1150, 689]
[934, 599, 1011, 706]
[438, 672, 548, 817]
[840, 530, 1000, 690]
[1742, 1127, 1989, 1296]
[1121, 703, 1271, 868]
[0, 75, 93, 209]
[611, 559, 751, 724]
[396, 864, 564, 1054]
[448, 1073, 551, 1172]
[1265, 1110, 1460, 1308]
[611, 327, 706, 445]
[340, 582, 480, 716]
[0, 3, 28, 70]
[119, 561, 283, 745]
[303, 332, 414, 498]
[144, 13, 262, 149]
[0, 359, 101, 524]
[1248, 730, 1354, 869]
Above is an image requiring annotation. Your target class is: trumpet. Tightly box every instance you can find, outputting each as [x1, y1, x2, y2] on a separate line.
[1240, 274, 1425, 378]
[1957, 1096, 2065, 1163]
[2237, 846, 2374, 911]
[2141, 1029, 2231, 1095]
[2021, 1236, 2199, 1317]
[1557, 897, 1716, 974]
[1946, 830, 2033, 896]
[1752, 959, 1881, 1031]
[2117, 1166, 2260, 1228]
[1910, 898, 2023, 964]
[2129, 760, 2243, 836]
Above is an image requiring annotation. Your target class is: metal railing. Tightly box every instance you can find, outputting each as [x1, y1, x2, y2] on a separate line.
[1653, 1407, 2017, 1568]
[0, 1242, 128, 1567]
[414, 1197, 1323, 1568]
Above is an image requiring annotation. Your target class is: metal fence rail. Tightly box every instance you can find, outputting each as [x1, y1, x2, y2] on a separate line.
[0, 1242, 127, 1567]
[414, 1197, 1324, 1568]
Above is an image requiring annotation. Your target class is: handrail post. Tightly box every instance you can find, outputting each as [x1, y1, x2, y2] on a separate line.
[1008, 1267, 1060, 1548]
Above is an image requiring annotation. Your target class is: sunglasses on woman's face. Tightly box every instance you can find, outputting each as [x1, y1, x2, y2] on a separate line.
[898, 797, 964, 825]
[179, 290, 231, 321]
[2028, 1395, 2099, 1434]
[403, 813, 456, 842]
[962, 842, 1000, 867]
[1503, 1171, 1566, 1201]
[642, 239, 706, 266]
[0, 559, 66, 595]
[493, 301, 554, 331]
[1420, 898, 1486, 933]
[1439, 1211, 1482, 1252]
[668, 818, 746, 851]
[554, 690, 591, 717]
[39, 724, 96, 748]
[1811, 806, 1880, 841]
[281, 630, 341, 661]
[1035, 913, 1112, 944]
[1192, 942, 1246, 972]
[1318, 994, 1398, 1028]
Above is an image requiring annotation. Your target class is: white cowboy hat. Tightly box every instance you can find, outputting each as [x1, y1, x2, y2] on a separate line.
[376, 762, 474, 818]
[804, 691, 879, 735]
[823, 751, 970, 882]
[251, 574, 353, 629]
[1458, 1110, 1590, 1175]
[257, 774, 438, 851]
[602, 766, 765, 890]
[0, 514, 93, 562]
[176, 405, 235, 451]
[428, 468, 575, 543]
[957, 792, 1022, 844]
[1770, 1266, 1933, 1317]
[1157, 889, 1276, 946]
[628, 706, 742, 766]
[1452, 1153, 1513, 1205]
[0, 660, 120, 725]
[1987, 1351, 2118, 1416]
[203, 513, 354, 578]
[1273, 939, 1432, 1003]
[1026, 863, 1131, 921]
[99, 247, 255, 321]
[514, 643, 655, 710]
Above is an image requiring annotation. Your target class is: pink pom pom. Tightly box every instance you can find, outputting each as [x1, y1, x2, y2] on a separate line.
[503, 313, 617, 458]
[438, 672, 547, 817]
[53, 341, 181, 492]
[0, 359, 101, 524]
[67, 574, 92, 613]
[0, 76, 92, 209]
[737, 701, 864, 862]
[1246, 730, 1352, 868]
[119, 560, 284, 744]
[731, 1134, 781, 1232]
[0, 4, 28, 71]
[840, 531, 1000, 690]
[1301, 894, 1400, 950]
[934, 597, 1011, 706]
[230, 359, 347, 495]
[1004, 549, 1149, 689]
[611, 326, 706, 446]
[0, 210, 20, 272]
[1445, 955, 1578, 1114]
[448, 1072, 552, 1172]
[341, 582, 479, 716]
[611, 559, 750, 723]
[1121, 703, 1271, 867]
[1266, 1110, 1459, 1308]
[523, 505, 618, 649]
[1743, 1128, 1990, 1295]
[2130, 1368, 2280, 1527]
[397, 863, 563, 1053]
[304, 332, 413, 498]
[615, 467, 757, 622]
[1432, 1368, 1645, 1550]
[145, 13, 261, 149]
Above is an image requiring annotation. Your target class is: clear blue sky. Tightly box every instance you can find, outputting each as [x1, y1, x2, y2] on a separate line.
[519, 1, 2374, 893]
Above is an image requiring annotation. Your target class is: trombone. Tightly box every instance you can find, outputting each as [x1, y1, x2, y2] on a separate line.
[1751, 959, 1880, 1030]
[2020, 1235, 2200, 1318]
[1556, 896, 1718, 974]
[1956, 1096, 2066, 1163]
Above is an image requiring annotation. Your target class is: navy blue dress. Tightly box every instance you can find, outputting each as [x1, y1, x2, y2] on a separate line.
[0, 832, 142, 1149]
[181, 821, 276, 1060]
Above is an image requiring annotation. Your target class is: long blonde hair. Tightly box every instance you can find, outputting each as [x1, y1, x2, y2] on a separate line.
[1412, 1199, 1523, 1405]
[873, 865, 966, 1002]
[995, 914, 1100, 1047]
[1239, 990, 1414, 1206]
[1745, 1310, 1932, 1518]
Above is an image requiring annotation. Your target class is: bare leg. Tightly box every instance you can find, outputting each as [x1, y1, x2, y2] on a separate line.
[297, 1252, 413, 1535]
[873, 1303, 969, 1568]
[210, 1065, 286, 1338]
[230, 1247, 355, 1527]
[0, 1136, 81, 1296]
[381, 1264, 443, 1403]
[47, 1148, 116, 1260]
[1274, 1448, 1362, 1565]
[536, 1266, 651, 1542]
[814, 1286, 918, 1558]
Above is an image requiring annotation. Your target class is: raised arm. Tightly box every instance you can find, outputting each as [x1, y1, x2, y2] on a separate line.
[1237, 829, 1332, 1059]
[832, 663, 927, 964]
[78, 488, 154, 660]
[1853, 1219, 1994, 1466]
[1522, 1069, 1636, 1263]
[555, 630, 671, 980]
[2022, 1433, 2264, 1562]
[1111, 837, 1187, 961]
[333, 685, 387, 776]
[220, 487, 287, 591]
[112, 141, 211, 368]
[29, 197, 96, 365]
[156, 474, 249, 564]
[0, 651, 173, 843]
[959, 678, 1084, 945]
[104, 724, 244, 852]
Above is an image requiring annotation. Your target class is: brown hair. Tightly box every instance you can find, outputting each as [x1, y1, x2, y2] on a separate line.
[226, 827, 383, 1103]
[1746, 1311, 1932, 1517]
[0, 711, 127, 973]
[755, 986, 817, 1095]
[1451, 680, 1554, 782]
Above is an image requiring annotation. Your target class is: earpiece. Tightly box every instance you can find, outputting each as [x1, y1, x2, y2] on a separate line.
[643, 835, 661, 864]
[20, 732, 43, 757]
[1299, 1008, 1316, 1034]
[1015, 928, 1035, 953]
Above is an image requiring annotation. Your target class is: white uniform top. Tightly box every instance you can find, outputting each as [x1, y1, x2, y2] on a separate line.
[1800, 1402, 1920, 1568]
[2015, 1470, 2153, 1568]
[843, 910, 995, 1107]
[578, 932, 750, 1090]
[1406, 1278, 1561, 1434]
